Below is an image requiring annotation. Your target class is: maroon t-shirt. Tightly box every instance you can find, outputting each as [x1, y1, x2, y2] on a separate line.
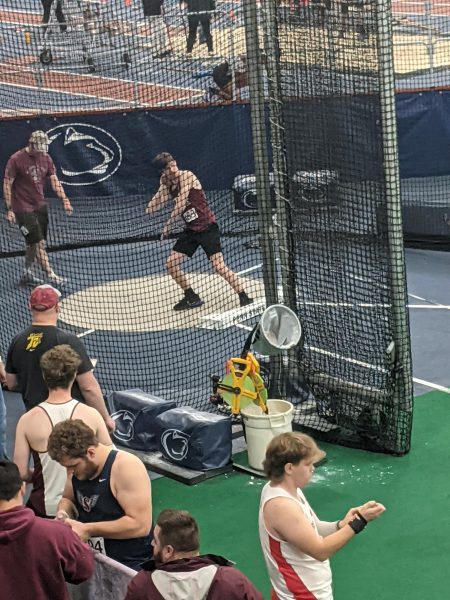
[5, 149, 56, 213]
[168, 178, 216, 232]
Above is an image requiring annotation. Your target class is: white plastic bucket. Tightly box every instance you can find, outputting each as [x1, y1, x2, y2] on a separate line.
[241, 399, 294, 471]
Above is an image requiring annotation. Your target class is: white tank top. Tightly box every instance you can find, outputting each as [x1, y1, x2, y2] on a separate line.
[30, 399, 79, 517]
[258, 482, 333, 600]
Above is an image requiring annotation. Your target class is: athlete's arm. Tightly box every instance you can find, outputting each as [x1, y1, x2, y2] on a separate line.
[4, 371, 17, 390]
[314, 506, 362, 537]
[264, 497, 385, 562]
[161, 171, 195, 238]
[69, 453, 152, 541]
[56, 474, 79, 520]
[49, 174, 73, 215]
[3, 177, 15, 222]
[76, 370, 115, 433]
[146, 183, 170, 214]
[12, 416, 33, 482]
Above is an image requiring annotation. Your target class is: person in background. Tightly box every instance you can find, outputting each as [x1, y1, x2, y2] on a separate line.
[0, 357, 7, 459]
[49, 419, 152, 570]
[181, 0, 215, 57]
[41, 0, 67, 34]
[259, 432, 386, 600]
[0, 460, 93, 600]
[5, 284, 115, 432]
[125, 509, 263, 599]
[3, 130, 72, 286]
[13, 344, 112, 518]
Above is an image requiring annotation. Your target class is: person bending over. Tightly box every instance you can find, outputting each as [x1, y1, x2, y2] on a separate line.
[49, 419, 153, 571]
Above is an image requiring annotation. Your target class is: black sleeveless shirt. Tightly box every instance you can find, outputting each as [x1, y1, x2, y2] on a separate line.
[72, 450, 152, 570]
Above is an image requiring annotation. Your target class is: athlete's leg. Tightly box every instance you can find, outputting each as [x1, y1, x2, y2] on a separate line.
[25, 243, 38, 271]
[35, 240, 53, 275]
[209, 252, 244, 293]
[166, 250, 191, 290]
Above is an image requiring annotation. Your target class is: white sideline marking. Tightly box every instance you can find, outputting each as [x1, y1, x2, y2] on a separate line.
[413, 378, 450, 395]
[237, 263, 263, 276]
[77, 329, 95, 338]
[198, 299, 266, 330]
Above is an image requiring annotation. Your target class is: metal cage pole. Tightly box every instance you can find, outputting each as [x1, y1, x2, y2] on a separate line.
[377, 0, 413, 454]
[242, 0, 281, 393]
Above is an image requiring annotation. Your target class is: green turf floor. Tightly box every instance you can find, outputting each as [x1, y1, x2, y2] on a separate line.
[152, 392, 449, 599]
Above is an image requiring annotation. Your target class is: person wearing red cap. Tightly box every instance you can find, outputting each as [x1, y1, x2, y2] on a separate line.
[3, 130, 72, 286]
[4, 285, 115, 433]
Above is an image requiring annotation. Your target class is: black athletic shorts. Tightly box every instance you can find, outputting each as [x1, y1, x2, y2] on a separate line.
[173, 223, 222, 258]
[15, 206, 49, 245]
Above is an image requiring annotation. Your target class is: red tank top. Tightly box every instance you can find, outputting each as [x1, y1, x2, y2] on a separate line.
[169, 182, 216, 232]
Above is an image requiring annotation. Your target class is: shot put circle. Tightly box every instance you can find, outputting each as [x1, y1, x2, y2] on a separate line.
[59, 273, 264, 333]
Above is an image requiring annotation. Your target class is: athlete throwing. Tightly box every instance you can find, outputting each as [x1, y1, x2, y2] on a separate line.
[146, 152, 253, 311]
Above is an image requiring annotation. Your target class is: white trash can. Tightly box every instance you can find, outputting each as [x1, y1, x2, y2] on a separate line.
[241, 399, 294, 471]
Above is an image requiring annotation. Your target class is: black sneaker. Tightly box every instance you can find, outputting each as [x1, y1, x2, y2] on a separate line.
[239, 291, 254, 307]
[173, 296, 204, 311]
[18, 273, 44, 287]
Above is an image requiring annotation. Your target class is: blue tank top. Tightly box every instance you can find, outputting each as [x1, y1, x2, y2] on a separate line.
[72, 449, 152, 570]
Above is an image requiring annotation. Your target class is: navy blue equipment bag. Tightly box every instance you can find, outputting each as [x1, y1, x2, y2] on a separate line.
[155, 406, 232, 470]
[109, 389, 176, 451]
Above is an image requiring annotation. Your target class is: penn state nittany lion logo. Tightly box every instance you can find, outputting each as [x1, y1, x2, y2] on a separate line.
[46, 123, 122, 186]
[111, 410, 136, 443]
[161, 429, 190, 462]
[76, 492, 100, 513]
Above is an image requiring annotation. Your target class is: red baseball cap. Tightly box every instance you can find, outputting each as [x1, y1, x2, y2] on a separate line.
[29, 285, 61, 311]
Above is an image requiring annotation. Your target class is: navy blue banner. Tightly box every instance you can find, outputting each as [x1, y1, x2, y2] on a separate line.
[0, 92, 447, 199]
[0, 105, 255, 198]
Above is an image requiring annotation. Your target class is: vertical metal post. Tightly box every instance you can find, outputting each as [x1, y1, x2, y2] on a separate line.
[377, 0, 413, 453]
[242, 0, 281, 392]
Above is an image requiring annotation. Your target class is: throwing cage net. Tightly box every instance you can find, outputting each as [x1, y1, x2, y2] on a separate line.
[0, 0, 412, 454]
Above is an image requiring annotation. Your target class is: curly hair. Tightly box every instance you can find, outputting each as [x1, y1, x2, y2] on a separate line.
[156, 509, 199, 553]
[47, 419, 98, 463]
[40, 344, 81, 390]
[263, 432, 326, 482]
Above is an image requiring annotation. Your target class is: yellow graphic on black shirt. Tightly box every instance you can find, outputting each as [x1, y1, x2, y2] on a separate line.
[26, 332, 43, 351]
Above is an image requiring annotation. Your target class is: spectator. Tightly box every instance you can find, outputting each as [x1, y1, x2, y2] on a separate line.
[48, 419, 152, 571]
[0, 460, 94, 600]
[3, 130, 72, 286]
[211, 56, 248, 101]
[141, 0, 172, 58]
[5, 284, 115, 432]
[41, 0, 67, 34]
[125, 508, 263, 599]
[0, 357, 7, 459]
[181, 0, 215, 57]
[13, 344, 112, 518]
[259, 432, 386, 599]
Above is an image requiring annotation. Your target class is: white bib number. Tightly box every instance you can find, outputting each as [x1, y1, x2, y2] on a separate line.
[88, 536, 106, 554]
[183, 207, 198, 223]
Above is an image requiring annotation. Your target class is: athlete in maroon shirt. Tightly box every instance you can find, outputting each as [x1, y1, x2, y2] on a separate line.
[146, 152, 253, 311]
[3, 131, 72, 286]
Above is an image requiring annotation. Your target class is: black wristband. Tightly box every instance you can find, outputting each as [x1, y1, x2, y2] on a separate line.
[348, 512, 367, 534]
